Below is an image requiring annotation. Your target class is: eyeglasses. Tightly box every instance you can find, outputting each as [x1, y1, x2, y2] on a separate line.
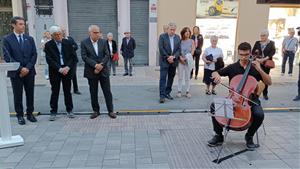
[239, 53, 250, 56]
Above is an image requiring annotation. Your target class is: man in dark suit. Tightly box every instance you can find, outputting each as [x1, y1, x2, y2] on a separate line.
[44, 26, 76, 121]
[62, 28, 81, 94]
[2, 16, 37, 125]
[158, 22, 181, 103]
[81, 25, 117, 119]
[121, 31, 136, 76]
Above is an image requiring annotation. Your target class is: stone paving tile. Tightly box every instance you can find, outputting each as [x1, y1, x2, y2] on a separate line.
[0, 148, 15, 158]
[3, 152, 27, 163]
[68, 159, 87, 168]
[0, 162, 18, 169]
[33, 161, 53, 168]
[38, 150, 59, 162]
[251, 159, 291, 168]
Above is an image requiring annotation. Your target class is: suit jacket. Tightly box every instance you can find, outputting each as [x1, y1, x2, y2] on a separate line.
[158, 33, 181, 67]
[106, 40, 118, 56]
[44, 39, 76, 79]
[121, 37, 136, 58]
[81, 38, 110, 79]
[252, 40, 276, 60]
[2, 33, 37, 77]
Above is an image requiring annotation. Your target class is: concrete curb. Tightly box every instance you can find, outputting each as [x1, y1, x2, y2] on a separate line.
[9, 107, 300, 116]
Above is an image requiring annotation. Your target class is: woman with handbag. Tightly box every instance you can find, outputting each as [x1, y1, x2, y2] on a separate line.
[202, 35, 223, 95]
[252, 29, 276, 100]
[106, 32, 118, 76]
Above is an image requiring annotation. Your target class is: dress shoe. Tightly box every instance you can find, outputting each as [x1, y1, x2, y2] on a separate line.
[108, 112, 117, 119]
[263, 94, 269, 100]
[129, 74, 132, 76]
[49, 114, 56, 121]
[245, 134, 257, 150]
[90, 111, 100, 119]
[67, 111, 75, 118]
[186, 92, 191, 98]
[113, 73, 116, 76]
[207, 134, 224, 147]
[159, 98, 165, 103]
[17, 116, 26, 125]
[27, 114, 37, 122]
[74, 91, 81, 95]
[123, 73, 128, 76]
[166, 94, 174, 100]
[293, 95, 300, 101]
[205, 90, 211, 95]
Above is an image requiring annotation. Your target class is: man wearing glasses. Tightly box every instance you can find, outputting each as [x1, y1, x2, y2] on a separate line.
[207, 42, 272, 150]
[81, 25, 117, 119]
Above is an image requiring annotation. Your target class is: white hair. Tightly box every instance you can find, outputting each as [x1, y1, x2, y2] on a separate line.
[88, 25, 100, 32]
[260, 29, 269, 36]
[210, 35, 218, 42]
[107, 32, 113, 38]
[49, 25, 62, 35]
[168, 22, 177, 28]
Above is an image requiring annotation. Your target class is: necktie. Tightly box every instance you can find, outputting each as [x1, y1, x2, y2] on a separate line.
[57, 42, 64, 65]
[19, 35, 23, 49]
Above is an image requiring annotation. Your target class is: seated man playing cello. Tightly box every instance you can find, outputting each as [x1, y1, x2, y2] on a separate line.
[208, 42, 272, 150]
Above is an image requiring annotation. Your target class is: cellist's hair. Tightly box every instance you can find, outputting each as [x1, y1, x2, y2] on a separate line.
[238, 42, 251, 51]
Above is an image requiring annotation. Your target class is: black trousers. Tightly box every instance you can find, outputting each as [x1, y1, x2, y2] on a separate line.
[10, 74, 35, 117]
[159, 65, 176, 98]
[261, 66, 271, 96]
[191, 54, 201, 77]
[210, 98, 264, 137]
[88, 76, 113, 113]
[49, 73, 73, 114]
[72, 64, 79, 92]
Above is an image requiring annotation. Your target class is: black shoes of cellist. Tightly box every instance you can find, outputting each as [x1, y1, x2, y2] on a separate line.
[245, 134, 257, 151]
[207, 134, 224, 147]
[207, 134, 257, 150]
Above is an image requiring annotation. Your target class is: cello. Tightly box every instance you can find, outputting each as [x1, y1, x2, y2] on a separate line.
[215, 56, 258, 131]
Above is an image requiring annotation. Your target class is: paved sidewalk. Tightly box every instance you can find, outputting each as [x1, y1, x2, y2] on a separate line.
[0, 112, 299, 169]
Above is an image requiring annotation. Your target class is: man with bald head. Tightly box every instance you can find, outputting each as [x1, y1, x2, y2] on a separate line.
[81, 25, 116, 119]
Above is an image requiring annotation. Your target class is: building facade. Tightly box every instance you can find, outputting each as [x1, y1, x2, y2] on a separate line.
[1, 0, 299, 65]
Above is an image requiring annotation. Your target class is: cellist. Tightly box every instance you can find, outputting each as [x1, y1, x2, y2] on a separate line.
[207, 42, 272, 150]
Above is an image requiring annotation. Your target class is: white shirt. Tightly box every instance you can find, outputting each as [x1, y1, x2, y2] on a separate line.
[90, 38, 98, 56]
[204, 46, 223, 70]
[56, 41, 64, 65]
[108, 41, 113, 55]
[169, 35, 175, 52]
[14, 31, 23, 44]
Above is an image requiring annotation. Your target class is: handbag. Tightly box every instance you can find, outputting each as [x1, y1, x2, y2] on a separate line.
[112, 52, 119, 61]
[206, 54, 213, 61]
[264, 59, 275, 69]
[215, 57, 225, 70]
